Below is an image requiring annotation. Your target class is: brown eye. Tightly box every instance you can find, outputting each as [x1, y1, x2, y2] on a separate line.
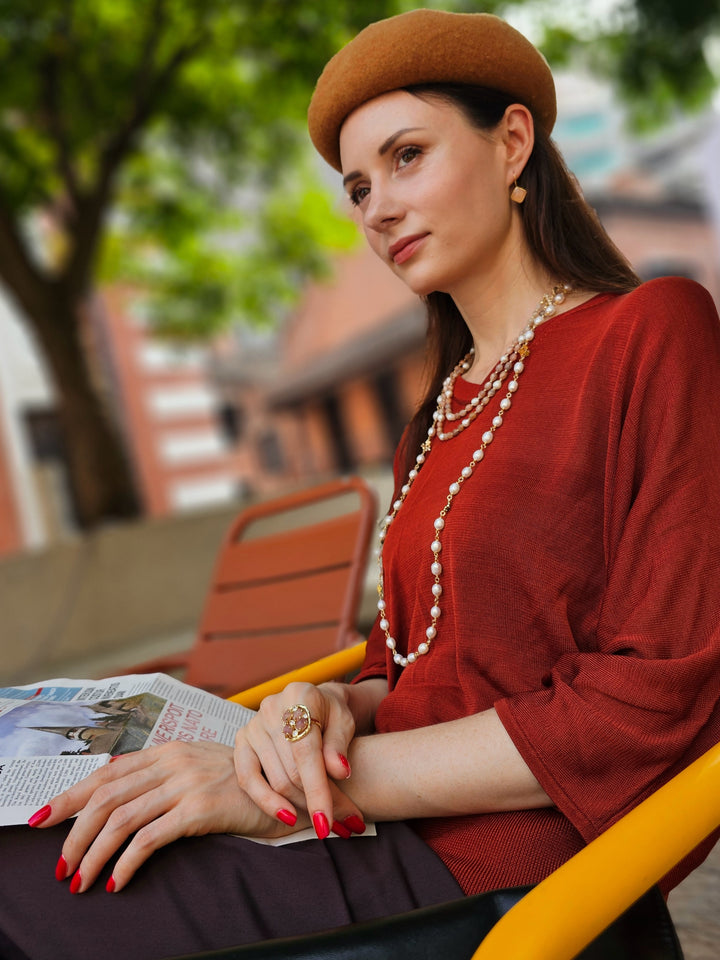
[350, 185, 370, 206]
[397, 146, 421, 167]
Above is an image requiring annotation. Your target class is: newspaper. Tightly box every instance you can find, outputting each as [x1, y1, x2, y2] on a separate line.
[0, 672, 375, 843]
[0, 672, 255, 826]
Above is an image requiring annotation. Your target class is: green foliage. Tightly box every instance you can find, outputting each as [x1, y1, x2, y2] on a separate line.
[0, 0, 404, 336]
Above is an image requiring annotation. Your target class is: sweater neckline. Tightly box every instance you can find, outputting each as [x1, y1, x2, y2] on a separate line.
[454, 293, 611, 401]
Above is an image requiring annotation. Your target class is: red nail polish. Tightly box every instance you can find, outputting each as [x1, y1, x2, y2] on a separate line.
[27, 804, 52, 827]
[69, 870, 82, 895]
[332, 820, 352, 839]
[343, 814, 366, 835]
[106, 876, 116, 893]
[312, 811, 330, 840]
[55, 855, 67, 881]
[109, 754, 124, 763]
[338, 754, 351, 778]
[276, 808, 297, 827]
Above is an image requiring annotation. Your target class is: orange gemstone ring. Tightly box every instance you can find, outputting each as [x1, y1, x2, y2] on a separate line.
[282, 704, 322, 743]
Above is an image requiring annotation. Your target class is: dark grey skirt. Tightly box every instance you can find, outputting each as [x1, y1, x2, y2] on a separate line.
[0, 822, 462, 960]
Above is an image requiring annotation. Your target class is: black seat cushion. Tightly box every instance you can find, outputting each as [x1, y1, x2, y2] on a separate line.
[167, 884, 683, 960]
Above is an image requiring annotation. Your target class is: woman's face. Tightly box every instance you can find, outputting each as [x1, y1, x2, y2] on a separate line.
[339, 90, 519, 299]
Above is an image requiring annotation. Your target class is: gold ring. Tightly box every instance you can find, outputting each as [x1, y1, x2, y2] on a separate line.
[282, 704, 322, 743]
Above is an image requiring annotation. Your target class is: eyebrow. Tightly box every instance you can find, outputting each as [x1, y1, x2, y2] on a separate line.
[342, 127, 426, 187]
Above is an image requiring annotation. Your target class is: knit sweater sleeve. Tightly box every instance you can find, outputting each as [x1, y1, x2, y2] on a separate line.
[495, 278, 720, 841]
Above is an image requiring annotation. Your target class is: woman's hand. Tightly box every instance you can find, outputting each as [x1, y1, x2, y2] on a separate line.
[234, 681, 367, 840]
[30, 741, 289, 893]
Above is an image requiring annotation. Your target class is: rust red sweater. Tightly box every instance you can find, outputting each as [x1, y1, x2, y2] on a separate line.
[353, 278, 720, 895]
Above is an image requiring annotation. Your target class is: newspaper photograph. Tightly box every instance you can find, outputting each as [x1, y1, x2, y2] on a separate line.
[0, 673, 255, 826]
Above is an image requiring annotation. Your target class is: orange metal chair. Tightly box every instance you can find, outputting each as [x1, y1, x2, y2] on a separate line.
[124, 477, 377, 699]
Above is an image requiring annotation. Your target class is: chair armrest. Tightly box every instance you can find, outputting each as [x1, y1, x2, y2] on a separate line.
[472, 742, 720, 960]
[228, 642, 367, 710]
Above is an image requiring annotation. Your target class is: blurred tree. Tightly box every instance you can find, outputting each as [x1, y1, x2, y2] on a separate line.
[0, 0, 404, 528]
[528, 0, 720, 130]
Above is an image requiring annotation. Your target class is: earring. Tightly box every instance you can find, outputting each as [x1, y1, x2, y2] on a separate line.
[510, 180, 527, 204]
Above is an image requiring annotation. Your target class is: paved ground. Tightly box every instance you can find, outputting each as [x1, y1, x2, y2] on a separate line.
[668, 841, 720, 959]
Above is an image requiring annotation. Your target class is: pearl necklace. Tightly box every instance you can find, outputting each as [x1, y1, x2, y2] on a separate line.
[377, 284, 571, 669]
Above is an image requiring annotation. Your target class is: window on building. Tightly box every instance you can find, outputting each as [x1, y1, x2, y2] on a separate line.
[640, 259, 697, 282]
[321, 393, 355, 474]
[372, 369, 406, 454]
[217, 402, 245, 444]
[256, 429, 285, 474]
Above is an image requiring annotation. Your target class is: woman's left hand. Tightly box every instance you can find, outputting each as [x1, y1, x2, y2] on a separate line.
[31, 741, 289, 893]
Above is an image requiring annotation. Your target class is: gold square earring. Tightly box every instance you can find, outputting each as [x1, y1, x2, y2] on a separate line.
[510, 181, 527, 204]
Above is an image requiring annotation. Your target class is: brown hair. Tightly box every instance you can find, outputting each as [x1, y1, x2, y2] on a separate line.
[397, 83, 640, 482]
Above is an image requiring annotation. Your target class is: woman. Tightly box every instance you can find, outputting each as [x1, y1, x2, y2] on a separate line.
[5, 9, 720, 958]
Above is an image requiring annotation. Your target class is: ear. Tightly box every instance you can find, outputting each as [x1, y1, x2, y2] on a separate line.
[500, 104, 535, 187]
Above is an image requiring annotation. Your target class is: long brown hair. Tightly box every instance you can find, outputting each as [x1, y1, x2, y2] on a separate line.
[396, 82, 640, 482]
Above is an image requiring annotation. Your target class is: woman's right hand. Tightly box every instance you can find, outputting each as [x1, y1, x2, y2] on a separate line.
[234, 680, 365, 839]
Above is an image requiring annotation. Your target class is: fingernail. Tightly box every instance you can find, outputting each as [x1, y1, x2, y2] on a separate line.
[312, 811, 330, 840]
[332, 820, 352, 839]
[343, 815, 366, 835]
[28, 804, 52, 827]
[55, 855, 67, 881]
[109, 754, 124, 763]
[69, 870, 82, 895]
[276, 808, 297, 827]
[338, 754, 351, 778]
[106, 875, 116, 893]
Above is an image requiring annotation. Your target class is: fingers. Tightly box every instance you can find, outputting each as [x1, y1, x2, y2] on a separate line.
[34, 742, 281, 894]
[235, 683, 360, 839]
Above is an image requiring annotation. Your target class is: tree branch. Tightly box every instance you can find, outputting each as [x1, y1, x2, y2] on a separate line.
[63, 25, 205, 298]
[0, 189, 51, 320]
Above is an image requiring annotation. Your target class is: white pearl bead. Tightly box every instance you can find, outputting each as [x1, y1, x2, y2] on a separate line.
[462, 466, 472, 478]
[393, 653, 402, 665]
[461, 418, 470, 428]
[431, 540, 442, 552]
[417, 453, 425, 464]
[544, 302, 556, 316]
[482, 431, 494, 444]
[431, 605, 441, 619]
[525, 329, 535, 341]
[378, 599, 386, 611]
[432, 583, 442, 597]
[402, 484, 410, 495]
[493, 379, 502, 391]
[418, 642, 429, 655]
[449, 482, 460, 495]
[386, 637, 396, 650]
[473, 449, 483, 460]
[431, 561, 442, 575]
[471, 397, 480, 406]
[514, 361, 524, 373]
[380, 618, 389, 631]
[492, 416, 503, 428]
[434, 517, 445, 530]
[393, 500, 402, 511]
[426, 626, 437, 640]
[500, 398, 511, 411]
[508, 380, 518, 392]
[400, 657, 408, 667]
[407, 652, 417, 663]
[409, 469, 418, 479]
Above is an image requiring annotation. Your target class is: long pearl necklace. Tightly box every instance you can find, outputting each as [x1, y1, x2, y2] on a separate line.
[377, 284, 571, 669]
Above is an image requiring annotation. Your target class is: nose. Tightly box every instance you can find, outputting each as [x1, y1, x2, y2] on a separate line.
[364, 182, 403, 233]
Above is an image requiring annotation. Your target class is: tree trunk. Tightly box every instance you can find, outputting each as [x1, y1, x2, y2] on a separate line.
[29, 291, 141, 530]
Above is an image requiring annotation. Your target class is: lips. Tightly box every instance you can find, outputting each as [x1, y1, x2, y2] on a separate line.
[388, 234, 428, 265]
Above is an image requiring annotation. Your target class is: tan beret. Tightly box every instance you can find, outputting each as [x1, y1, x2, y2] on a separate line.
[308, 9, 556, 172]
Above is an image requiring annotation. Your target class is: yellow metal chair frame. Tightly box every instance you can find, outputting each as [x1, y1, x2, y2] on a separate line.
[228, 642, 720, 960]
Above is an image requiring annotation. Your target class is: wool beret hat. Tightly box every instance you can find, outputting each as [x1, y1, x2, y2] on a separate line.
[308, 8, 556, 172]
